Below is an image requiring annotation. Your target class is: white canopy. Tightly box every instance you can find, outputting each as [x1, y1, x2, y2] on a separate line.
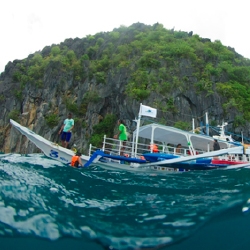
[133, 123, 230, 152]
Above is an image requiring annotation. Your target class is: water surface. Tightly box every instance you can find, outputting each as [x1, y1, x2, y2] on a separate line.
[1, 153, 250, 249]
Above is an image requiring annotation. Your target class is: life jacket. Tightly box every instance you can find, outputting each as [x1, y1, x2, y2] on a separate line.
[71, 155, 79, 167]
[149, 144, 159, 153]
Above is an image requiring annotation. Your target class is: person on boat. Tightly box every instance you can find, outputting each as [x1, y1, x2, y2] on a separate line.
[213, 139, 220, 151]
[113, 119, 127, 156]
[140, 155, 146, 160]
[71, 152, 83, 168]
[59, 113, 74, 148]
[176, 144, 182, 154]
[149, 143, 159, 153]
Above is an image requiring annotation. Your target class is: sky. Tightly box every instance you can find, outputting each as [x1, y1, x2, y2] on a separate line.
[1, 0, 249, 73]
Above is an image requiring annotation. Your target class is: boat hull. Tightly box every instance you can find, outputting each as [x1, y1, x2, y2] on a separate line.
[212, 159, 248, 165]
[10, 119, 90, 165]
[10, 119, 249, 172]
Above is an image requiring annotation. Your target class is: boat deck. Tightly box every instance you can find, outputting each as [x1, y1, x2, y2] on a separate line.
[89, 136, 250, 165]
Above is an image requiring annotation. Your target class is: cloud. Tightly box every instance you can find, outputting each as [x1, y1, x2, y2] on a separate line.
[0, 0, 249, 73]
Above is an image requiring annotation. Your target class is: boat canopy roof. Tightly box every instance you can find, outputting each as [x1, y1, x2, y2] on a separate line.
[133, 123, 230, 151]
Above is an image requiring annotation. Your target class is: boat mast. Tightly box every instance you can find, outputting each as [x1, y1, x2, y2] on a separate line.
[206, 112, 209, 135]
[192, 118, 195, 133]
[134, 103, 142, 157]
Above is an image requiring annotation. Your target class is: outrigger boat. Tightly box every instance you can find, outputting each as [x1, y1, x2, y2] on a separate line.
[84, 122, 249, 171]
[9, 108, 250, 172]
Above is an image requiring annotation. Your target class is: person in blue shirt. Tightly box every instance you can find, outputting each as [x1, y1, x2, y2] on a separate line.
[58, 113, 74, 148]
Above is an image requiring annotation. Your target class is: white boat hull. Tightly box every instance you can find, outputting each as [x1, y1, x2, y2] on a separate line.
[10, 119, 250, 171]
[10, 119, 90, 165]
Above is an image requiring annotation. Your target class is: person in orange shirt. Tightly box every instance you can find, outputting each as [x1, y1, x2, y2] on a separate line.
[71, 152, 83, 168]
[149, 143, 159, 153]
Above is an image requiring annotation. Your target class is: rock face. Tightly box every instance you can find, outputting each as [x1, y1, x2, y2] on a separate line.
[0, 59, 139, 154]
[1, 23, 250, 154]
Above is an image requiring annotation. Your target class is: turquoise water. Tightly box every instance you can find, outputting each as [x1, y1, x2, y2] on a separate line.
[1, 153, 250, 250]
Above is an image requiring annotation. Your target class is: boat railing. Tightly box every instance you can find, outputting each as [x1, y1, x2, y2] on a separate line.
[216, 153, 249, 162]
[101, 137, 135, 156]
[100, 137, 191, 158]
[88, 144, 99, 156]
[97, 136, 250, 164]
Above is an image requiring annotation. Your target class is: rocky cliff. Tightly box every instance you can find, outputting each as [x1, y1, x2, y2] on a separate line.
[1, 23, 250, 154]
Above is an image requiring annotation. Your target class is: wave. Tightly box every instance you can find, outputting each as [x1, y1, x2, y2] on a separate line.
[1, 154, 250, 249]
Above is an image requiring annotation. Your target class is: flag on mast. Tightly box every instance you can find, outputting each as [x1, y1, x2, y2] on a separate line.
[140, 104, 157, 118]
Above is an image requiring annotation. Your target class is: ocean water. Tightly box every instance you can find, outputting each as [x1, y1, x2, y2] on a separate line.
[1, 153, 250, 250]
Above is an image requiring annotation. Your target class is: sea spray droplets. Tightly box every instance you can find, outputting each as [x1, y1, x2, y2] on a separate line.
[242, 198, 250, 213]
